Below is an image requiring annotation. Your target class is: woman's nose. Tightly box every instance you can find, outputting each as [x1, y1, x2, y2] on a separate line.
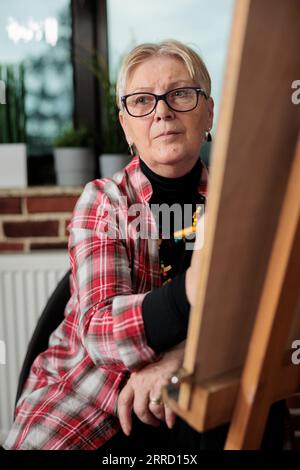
[154, 99, 174, 120]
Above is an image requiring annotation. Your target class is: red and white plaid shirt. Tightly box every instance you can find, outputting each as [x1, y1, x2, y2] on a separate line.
[5, 155, 208, 450]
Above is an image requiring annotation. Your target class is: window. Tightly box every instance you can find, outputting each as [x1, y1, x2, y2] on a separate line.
[0, 0, 74, 184]
[107, 0, 234, 121]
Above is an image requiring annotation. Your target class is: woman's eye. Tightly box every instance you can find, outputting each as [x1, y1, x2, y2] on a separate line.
[171, 90, 187, 98]
[135, 95, 149, 105]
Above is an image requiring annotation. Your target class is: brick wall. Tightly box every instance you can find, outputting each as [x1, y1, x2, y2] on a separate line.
[0, 187, 82, 252]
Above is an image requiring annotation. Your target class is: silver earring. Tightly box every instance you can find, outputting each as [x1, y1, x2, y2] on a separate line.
[206, 129, 212, 142]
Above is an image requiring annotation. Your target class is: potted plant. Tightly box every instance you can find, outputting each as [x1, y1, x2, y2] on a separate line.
[53, 127, 95, 186]
[0, 63, 27, 188]
[76, 48, 129, 179]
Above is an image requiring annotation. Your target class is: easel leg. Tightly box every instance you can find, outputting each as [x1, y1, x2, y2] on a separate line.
[225, 136, 300, 449]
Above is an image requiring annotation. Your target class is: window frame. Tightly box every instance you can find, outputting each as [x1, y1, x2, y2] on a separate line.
[71, 0, 108, 158]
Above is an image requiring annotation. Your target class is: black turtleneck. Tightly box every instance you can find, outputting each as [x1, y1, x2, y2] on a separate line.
[140, 156, 205, 353]
[139, 156, 202, 204]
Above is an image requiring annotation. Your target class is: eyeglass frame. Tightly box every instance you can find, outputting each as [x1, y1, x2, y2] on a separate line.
[121, 86, 209, 118]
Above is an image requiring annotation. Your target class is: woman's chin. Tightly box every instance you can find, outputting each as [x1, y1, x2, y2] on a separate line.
[154, 144, 185, 160]
[155, 151, 187, 165]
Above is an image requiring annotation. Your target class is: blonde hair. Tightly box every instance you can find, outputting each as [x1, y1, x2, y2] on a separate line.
[116, 39, 211, 109]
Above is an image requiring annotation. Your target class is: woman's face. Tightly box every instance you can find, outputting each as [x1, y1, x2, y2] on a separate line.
[119, 55, 214, 177]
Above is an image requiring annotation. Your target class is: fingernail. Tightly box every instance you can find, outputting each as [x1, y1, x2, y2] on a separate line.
[167, 418, 176, 429]
[124, 426, 131, 436]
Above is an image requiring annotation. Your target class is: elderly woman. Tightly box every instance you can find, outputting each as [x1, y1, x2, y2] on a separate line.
[4, 40, 285, 451]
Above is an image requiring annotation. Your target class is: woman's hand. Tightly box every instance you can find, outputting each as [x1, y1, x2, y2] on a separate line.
[117, 342, 185, 435]
[185, 212, 205, 308]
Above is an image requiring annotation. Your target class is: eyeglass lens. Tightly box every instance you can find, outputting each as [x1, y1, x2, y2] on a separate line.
[125, 88, 198, 116]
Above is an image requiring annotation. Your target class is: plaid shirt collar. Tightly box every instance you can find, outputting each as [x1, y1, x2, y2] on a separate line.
[121, 154, 209, 205]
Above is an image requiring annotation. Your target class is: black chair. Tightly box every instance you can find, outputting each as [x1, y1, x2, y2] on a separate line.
[15, 270, 71, 411]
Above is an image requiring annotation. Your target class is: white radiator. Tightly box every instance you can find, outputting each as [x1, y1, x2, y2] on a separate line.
[0, 252, 69, 444]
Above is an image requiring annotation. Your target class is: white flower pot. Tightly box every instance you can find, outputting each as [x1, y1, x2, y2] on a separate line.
[0, 143, 27, 188]
[54, 147, 95, 186]
[99, 153, 129, 179]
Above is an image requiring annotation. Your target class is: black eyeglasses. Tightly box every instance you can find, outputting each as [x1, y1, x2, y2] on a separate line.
[121, 87, 208, 117]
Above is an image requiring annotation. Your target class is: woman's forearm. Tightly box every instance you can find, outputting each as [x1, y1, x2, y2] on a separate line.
[142, 272, 190, 353]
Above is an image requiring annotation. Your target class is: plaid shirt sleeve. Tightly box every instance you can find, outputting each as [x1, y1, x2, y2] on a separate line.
[69, 179, 158, 372]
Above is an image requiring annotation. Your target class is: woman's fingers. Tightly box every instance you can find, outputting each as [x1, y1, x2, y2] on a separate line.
[117, 382, 134, 436]
[118, 349, 184, 434]
[148, 399, 176, 429]
[133, 394, 161, 428]
[148, 399, 165, 422]
[165, 405, 176, 429]
[118, 382, 161, 434]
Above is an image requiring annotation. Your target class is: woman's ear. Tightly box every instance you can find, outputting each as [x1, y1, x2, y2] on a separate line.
[119, 110, 136, 155]
[119, 111, 132, 146]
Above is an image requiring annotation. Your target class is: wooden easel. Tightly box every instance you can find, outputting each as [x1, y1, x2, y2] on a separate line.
[163, 0, 300, 449]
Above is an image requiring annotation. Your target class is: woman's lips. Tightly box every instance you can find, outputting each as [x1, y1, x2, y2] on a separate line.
[155, 132, 182, 140]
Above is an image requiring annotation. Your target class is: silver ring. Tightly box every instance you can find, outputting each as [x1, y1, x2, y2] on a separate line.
[149, 396, 163, 406]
